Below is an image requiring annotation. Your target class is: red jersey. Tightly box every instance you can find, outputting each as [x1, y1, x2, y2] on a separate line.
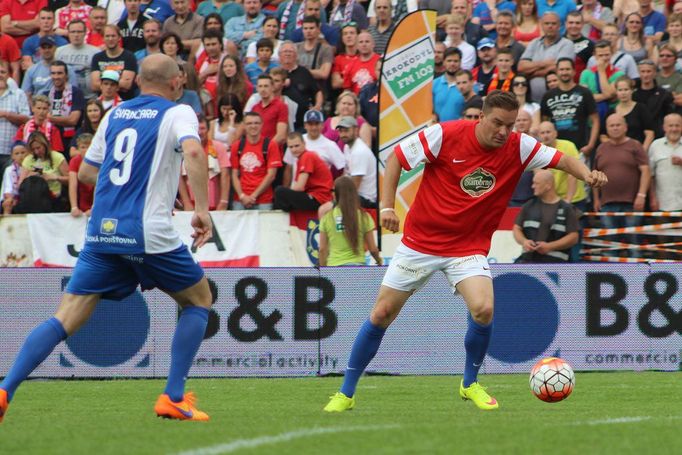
[68, 154, 94, 210]
[0, 0, 47, 47]
[394, 121, 562, 256]
[0, 33, 20, 62]
[194, 52, 225, 101]
[343, 53, 380, 94]
[332, 53, 357, 83]
[230, 137, 282, 204]
[252, 98, 288, 140]
[55, 4, 92, 31]
[296, 151, 333, 204]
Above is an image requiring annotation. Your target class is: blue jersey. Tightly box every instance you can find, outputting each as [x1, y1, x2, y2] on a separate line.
[83, 95, 199, 254]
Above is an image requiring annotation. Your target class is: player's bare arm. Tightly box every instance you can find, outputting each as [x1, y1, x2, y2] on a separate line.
[78, 161, 100, 186]
[380, 153, 401, 232]
[182, 137, 213, 248]
[554, 153, 608, 188]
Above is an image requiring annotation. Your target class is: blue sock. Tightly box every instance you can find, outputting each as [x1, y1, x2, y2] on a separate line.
[164, 306, 209, 402]
[0, 317, 67, 401]
[463, 318, 493, 387]
[340, 320, 386, 398]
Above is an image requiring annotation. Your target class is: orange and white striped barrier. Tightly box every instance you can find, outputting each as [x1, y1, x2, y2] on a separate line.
[581, 255, 677, 263]
[584, 211, 682, 217]
[584, 221, 682, 237]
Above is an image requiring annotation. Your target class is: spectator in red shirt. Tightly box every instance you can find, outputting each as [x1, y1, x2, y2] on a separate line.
[343, 31, 380, 94]
[251, 74, 288, 145]
[0, 0, 46, 48]
[0, 31, 21, 82]
[68, 132, 94, 216]
[86, 6, 107, 49]
[230, 111, 282, 210]
[273, 131, 332, 212]
[54, 0, 92, 37]
[194, 29, 226, 104]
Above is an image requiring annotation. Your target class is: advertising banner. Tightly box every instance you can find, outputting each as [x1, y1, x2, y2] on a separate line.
[18, 212, 308, 267]
[0, 265, 679, 379]
[378, 10, 437, 247]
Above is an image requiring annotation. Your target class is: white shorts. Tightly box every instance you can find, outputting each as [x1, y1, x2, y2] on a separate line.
[382, 243, 492, 294]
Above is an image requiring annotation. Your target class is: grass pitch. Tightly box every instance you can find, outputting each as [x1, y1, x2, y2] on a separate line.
[1, 372, 680, 455]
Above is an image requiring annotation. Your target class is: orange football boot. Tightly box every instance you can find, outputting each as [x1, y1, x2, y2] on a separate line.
[0, 389, 8, 423]
[154, 392, 209, 421]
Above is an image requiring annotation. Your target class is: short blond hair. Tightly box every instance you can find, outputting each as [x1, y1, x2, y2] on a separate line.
[445, 14, 466, 27]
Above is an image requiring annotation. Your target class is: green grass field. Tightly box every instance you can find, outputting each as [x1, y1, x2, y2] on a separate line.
[1, 372, 680, 455]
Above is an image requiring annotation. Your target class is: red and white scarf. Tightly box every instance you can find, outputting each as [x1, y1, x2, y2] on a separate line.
[49, 83, 74, 136]
[279, 0, 307, 40]
[21, 119, 55, 142]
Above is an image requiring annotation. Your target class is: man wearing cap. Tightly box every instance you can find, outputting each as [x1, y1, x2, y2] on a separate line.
[98, 69, 122, 110]
[56, 19, 100, 100]
[47, 59, 85, 150]
[251, 74, 288, 145]
[471, 37, 497, 96]
[283, 108, 345, 186]
[518, 12, 575, 103]
[337, 115, 377, 208]
[22, 35, 77, 101]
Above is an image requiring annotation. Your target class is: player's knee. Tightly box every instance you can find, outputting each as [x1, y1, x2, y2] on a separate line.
[469, 300, 494, 325]
[370, 301, 401, 328]
[469, 296, 493, 325]
[369, 307, 394, 328]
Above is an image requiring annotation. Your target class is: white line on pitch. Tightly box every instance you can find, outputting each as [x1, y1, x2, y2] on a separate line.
[573, 416, 652, 426]
[174, 424, 401, 455]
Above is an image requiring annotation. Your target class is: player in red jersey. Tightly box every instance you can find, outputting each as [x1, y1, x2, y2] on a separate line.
[324, 91, 607, 412]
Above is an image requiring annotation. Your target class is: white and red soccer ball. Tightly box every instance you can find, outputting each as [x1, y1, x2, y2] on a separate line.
[529, 357, 575, 403]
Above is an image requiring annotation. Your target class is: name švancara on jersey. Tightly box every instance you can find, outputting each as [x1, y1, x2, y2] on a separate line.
[83, 95, 200, 254]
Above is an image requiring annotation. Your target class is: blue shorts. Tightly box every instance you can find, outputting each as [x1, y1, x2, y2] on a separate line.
[66, 245, 204, 300]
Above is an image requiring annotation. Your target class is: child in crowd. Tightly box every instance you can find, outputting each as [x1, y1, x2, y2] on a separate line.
[15, 95, 64, 153]
[245, 38, 278, 86]
[68, 134, 95, 217]
[1, 142, 29, 215]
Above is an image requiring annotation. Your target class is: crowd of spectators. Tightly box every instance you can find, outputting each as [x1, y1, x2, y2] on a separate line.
[1, 0, 682, 261]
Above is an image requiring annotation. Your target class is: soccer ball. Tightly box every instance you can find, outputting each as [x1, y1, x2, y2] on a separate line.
[529, 357, 575, 403]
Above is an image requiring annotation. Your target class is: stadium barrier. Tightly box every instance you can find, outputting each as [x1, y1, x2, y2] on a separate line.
[0, 211, 523, 267]
[1, 265, 679, 379]
[582, 212, 682, 263]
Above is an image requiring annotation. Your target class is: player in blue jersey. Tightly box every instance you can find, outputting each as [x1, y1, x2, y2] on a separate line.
[0, 54, 214, 422]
